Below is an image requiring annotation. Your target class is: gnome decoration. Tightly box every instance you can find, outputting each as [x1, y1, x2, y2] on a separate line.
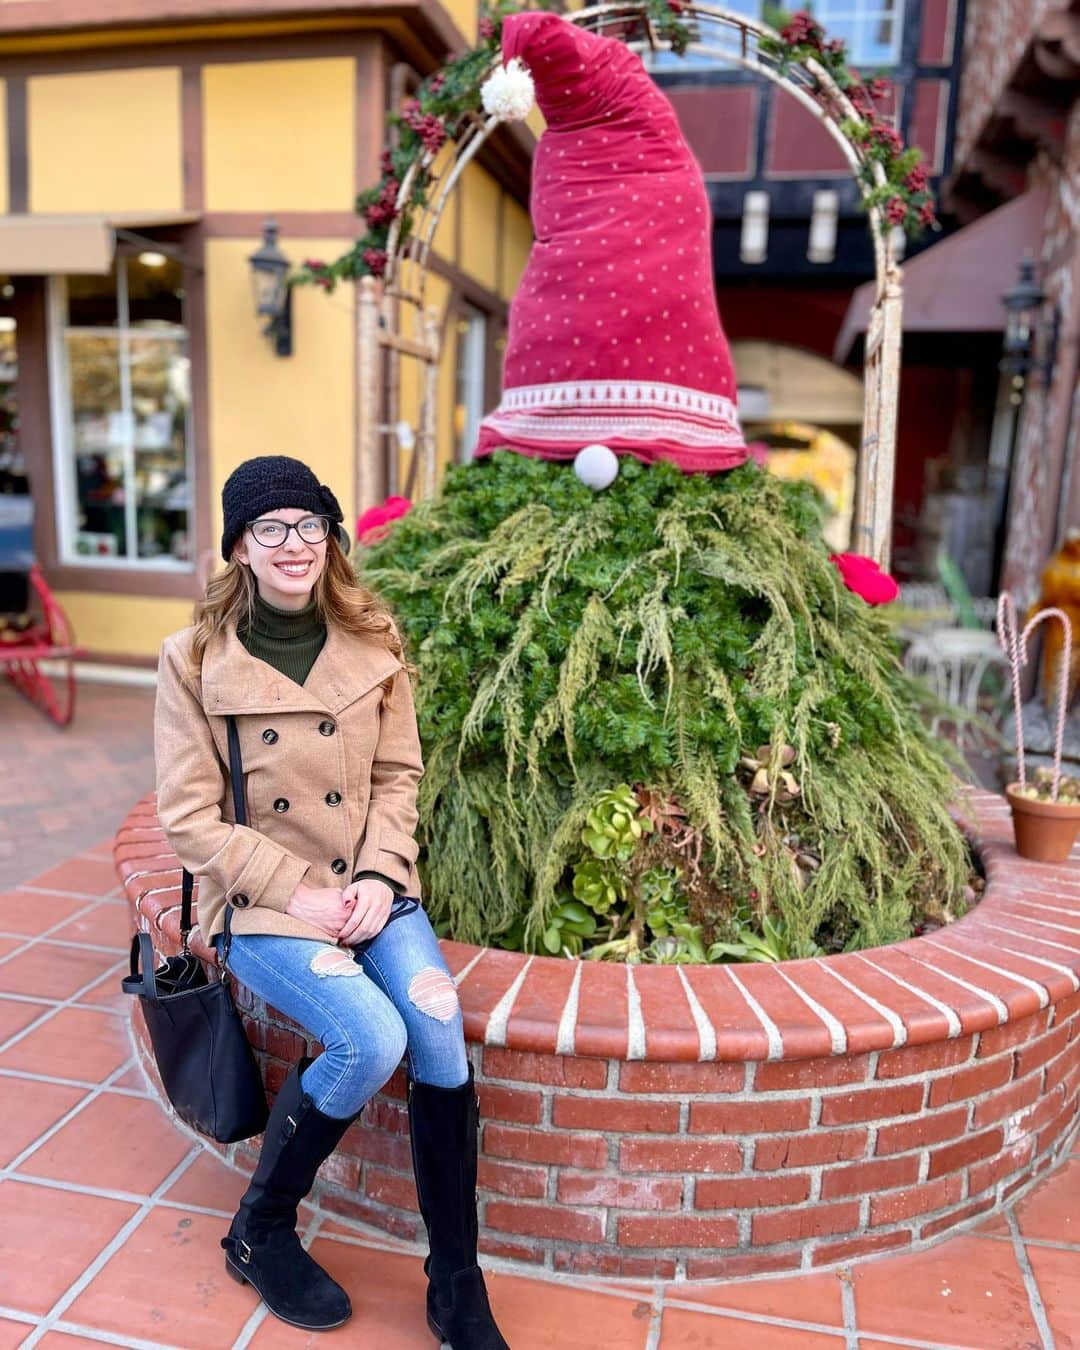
[474, 12, 750, 474]
[354, 9, 969, 973]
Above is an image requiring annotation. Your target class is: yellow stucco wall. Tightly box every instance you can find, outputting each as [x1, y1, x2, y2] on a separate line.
[205, 237, 356, 540]
[500, 194, 532, 301]
[459, 163, 501, 294]
[29, 67, 182, 213]
[59, 593, 193, 658]
[439, 0, 478, 47]
[428, 143, 458, 266]
[203, 59, 355, 212]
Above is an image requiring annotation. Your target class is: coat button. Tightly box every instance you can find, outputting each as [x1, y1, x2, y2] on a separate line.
[326, 791, 342, 806]
[231, 893, 250, 908]
[273, 798, 289, 813]
[262, 729, 278, 745]
[331, 858, 347, 875]
[319, 720, 336, 737]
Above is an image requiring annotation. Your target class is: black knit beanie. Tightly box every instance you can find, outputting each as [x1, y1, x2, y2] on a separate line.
[220, 455, 346, 561]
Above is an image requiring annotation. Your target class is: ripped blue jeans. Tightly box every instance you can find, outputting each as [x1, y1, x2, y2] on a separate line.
[216, 902, 468, 1120]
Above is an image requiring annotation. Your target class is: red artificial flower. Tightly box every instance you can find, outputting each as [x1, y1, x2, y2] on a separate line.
[364, 179, 401, 228]
[848, 83, 874, 118]
[872, 122, 904, 155]
[362, 247, 388, 278]
[904, 163, 930, 193]
[781, 11, 824, 47]
[917, 200, 938, 228]
[417, 113, 447, 153]
[829, 552, 899, 605]
[302, 258, 326, 272]
[478, 15, 496, 40]
[357, 495, 413, 545]
[885, 196, 909, 225]
[867, 77, 891, 101]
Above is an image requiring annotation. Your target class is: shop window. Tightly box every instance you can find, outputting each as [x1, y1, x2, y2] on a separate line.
[453, 305, 487, 464]
[49, 252, 193, 568]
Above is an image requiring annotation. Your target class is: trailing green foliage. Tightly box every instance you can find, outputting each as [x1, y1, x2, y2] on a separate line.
[359, 451, 969, 960]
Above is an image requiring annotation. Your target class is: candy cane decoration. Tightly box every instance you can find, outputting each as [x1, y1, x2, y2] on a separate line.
[997, 592, 1073, 801]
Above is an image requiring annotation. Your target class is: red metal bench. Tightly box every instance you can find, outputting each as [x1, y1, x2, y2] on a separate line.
[0, 564, 83, 726]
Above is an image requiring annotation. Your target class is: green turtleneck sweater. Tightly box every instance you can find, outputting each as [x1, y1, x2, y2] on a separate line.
[240, 592, 327, 687]
[239, 591, 401, 894]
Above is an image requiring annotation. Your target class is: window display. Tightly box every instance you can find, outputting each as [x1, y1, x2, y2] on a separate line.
[53, 253, 193, 567]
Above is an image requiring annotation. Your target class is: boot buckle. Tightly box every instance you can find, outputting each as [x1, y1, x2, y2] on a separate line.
[237, 1239, 253, 1265]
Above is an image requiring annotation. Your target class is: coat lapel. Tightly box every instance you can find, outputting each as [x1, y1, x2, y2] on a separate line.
[304, 623, 403, 714]
[201, 623, 402, 717]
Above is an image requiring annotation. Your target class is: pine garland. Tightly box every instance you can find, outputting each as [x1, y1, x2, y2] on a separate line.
[759, 7, 938, 236]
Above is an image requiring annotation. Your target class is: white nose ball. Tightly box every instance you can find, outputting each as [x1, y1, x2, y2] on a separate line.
[574, 443, 620, 490]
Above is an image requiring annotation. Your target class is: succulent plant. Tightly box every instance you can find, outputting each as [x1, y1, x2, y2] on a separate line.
[1017, 767, 1080, 803]
[709, 912, 823, 963]
[572, 859, 623, 914]
[581, 783, 652, 862]
[540, 898, 599, 957]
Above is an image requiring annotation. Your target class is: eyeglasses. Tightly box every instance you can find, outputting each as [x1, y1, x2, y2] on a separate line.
[246, 515, 331, 547]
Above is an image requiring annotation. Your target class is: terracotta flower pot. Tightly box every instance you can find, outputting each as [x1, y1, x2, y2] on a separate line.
[1006, 783, 1080, 863]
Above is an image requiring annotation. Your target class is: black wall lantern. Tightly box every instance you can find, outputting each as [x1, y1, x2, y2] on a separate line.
[248, 220, 292, 357]
[1000, 254, 1059, 394]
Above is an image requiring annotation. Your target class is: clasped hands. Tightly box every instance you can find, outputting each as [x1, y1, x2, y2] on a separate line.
[286, 877, 394, 946]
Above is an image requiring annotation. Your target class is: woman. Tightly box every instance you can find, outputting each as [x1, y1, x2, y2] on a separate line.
[154, 455, 508, 1347]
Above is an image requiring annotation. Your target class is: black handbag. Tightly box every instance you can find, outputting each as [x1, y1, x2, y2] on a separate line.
[122, 715, 269, 1143]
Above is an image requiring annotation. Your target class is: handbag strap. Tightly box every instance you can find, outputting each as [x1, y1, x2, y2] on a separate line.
[180, 714, 244, 965]
[122, 931, 160, 1000]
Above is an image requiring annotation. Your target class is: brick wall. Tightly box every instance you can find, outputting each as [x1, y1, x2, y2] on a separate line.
[952, 0, 1057, 173]
[118, 787, 1080, 1279]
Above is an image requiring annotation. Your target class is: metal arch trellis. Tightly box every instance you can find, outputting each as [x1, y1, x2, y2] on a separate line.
[356, 2, 904, 567]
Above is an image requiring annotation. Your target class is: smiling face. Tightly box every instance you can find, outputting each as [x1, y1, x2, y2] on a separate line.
[233, 507, 330, 610]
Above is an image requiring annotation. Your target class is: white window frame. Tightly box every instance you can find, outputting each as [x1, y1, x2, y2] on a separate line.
[47, 267, 195, 571]
[455, 304, 488, 465]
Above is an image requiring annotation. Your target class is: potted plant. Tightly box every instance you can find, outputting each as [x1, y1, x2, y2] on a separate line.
[999, 593, 1080, 862]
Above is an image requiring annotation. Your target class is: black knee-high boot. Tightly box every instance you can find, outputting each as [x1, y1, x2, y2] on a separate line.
[222, 1059, 354, 1331]
[408, 1068, 510, 1349]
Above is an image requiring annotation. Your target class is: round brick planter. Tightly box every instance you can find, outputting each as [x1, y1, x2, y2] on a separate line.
[116, 787, 1080, 1280]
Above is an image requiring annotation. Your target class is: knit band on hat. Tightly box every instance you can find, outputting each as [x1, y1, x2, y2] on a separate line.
[220, 455, 346, 561]
[473, 13, 749, 474]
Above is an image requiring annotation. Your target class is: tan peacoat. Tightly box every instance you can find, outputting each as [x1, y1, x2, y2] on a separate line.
[154, 621, 424, 948]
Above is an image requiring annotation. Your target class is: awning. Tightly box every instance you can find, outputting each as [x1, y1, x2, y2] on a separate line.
[833, 187, 1048, 364]
[0, 211, 200, 276]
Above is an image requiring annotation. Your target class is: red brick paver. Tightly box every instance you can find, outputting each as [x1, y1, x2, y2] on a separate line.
[0, 850, 1077, 1347]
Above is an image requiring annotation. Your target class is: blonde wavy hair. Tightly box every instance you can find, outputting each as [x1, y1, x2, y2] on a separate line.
[190, 536, 413, 687]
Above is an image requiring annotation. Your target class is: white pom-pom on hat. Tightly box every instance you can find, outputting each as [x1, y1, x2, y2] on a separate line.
[574, 444, 619, 490]
[480, 57, 535, 122]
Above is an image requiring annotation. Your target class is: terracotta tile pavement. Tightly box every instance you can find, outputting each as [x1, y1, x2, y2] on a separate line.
[0, 857, 1076, 1347]
[0, 682, 156, 892]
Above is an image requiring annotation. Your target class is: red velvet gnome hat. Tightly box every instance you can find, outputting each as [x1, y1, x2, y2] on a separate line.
[473, 12, 749, 473]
